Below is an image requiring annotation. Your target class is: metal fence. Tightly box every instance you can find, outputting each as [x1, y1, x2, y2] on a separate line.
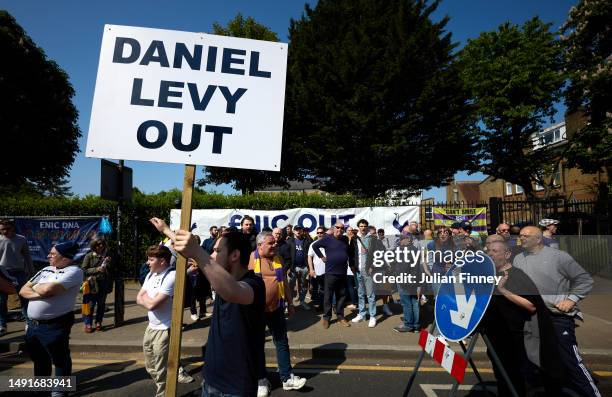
[417, 198, 611, 277]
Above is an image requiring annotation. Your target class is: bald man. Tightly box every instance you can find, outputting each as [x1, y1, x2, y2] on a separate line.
[513, 226, 599, 397]
[311, 222, 354, 328]
[487, 232, 522, 261]
[485, 234, 504, 251]
[273, 228, 291, 273]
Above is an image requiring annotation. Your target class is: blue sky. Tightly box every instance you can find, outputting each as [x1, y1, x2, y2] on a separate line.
[3, 0, 576, 201]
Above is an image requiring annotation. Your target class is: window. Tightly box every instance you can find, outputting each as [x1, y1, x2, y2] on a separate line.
[532, 124, 567, 150]
[425, 206, 433, 221]
[515, 185, 523, 194]
[505, 182, 513, 195]
[553, 164, 562, 186]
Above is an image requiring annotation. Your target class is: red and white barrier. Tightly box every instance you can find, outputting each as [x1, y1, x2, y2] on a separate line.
[418, 329, 467, 383]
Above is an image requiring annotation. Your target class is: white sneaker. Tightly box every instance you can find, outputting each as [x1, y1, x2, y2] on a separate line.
[177, 367, 194, 383]
[351, 314, 365, 323]
[368, 317, 377, 328]
[190, 314, 198, 321]
[257, 378, 270, 397]
[383, 304, 393, 316]
[282, 373, 307, 391]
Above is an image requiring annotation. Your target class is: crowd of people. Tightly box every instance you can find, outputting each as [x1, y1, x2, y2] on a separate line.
[168, 215, 598, 397]
[0, 213, 601, 397]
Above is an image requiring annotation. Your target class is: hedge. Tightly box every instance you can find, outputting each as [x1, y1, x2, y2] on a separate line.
[1, 190, 377, 277]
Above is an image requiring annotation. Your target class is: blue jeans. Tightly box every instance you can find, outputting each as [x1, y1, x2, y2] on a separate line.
[397, 284, 420, 329]
[202, 383, 243, 397]
[0, 269, 28, 327]
[83, 280, 107, 326]
[25, 313, 74, 376]
[356, 271, 376, 318]
[259, 308, 292, 382]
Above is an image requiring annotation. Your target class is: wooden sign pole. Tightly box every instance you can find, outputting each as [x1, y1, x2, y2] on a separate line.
[165, 164, 195, 396]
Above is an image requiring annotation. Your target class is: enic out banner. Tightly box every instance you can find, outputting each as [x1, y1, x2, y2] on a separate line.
[432, 207, 488, 234]
[170, 206, 420, 238]
[13, 217, 102, 262]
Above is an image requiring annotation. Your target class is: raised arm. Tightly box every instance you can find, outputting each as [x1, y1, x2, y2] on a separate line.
[173, 230, 254, 305]
[150, 217, 177, 241]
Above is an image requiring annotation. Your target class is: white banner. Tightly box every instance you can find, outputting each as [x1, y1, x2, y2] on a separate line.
[170, 206, 420, 239]
[87, 25, 288, 171]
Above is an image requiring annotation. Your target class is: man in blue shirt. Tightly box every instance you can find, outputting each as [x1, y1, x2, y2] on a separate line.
[201, 226, 218, 254]
[312, 222, 355, 329]
[287, 226, 311, 310]
[162, 220, 266, 397]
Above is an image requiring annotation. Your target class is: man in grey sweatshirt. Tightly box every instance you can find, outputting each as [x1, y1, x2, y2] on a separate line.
[0, 219, 34, 334]
[513, 226, 600, 397]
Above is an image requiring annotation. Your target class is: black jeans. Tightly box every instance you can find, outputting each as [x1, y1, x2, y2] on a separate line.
[323, 273, 346, 321]
[26, 312, 75, 377]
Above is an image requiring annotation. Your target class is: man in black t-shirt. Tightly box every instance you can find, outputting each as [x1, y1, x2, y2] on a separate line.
[484, 241, 564, 397]
[173, 228, 266, 397]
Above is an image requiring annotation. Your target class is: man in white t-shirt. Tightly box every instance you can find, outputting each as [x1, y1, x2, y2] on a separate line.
[19, 241, 82, 397]
[307, 227, 328, 309]
[137, 245, 177, 397]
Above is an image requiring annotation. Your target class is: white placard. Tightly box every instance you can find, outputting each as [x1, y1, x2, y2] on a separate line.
[86, 24, 288, 171]
[170, 205, 421, 237]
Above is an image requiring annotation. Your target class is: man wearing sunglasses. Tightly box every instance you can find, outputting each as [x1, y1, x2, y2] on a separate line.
[496, 222, 521, 260]
[311, 222, 355, 328]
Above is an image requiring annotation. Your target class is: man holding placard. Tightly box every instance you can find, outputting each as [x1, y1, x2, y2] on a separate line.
[169, 224, 266, 397]
[87, 24, 288, 396]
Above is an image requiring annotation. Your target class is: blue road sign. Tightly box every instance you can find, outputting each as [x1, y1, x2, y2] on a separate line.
[434, 253, 496, 342]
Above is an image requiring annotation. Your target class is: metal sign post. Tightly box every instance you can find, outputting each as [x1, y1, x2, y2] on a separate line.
[404, 254, 519, 396]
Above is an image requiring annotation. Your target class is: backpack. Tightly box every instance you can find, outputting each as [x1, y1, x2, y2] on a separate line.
[139, 263, 150, 285]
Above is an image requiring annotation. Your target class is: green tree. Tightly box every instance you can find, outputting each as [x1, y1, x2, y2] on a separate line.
[199, 14, 297, 194]
[0, 11, 80, 197]
[284, 0, 476, 196]
[459, 17, 565, 198]
[562, 0, 612, 184]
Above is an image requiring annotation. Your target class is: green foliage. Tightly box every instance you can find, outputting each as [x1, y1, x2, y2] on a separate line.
[562, 0, 612, 174]
[0, 191, 375, 277]
[201, 14, 296, 194]
[212, 13, 279, 42]
[284, 0, 476, 196]
[459, 17, 565, 197]
[0, 11, 81, 195]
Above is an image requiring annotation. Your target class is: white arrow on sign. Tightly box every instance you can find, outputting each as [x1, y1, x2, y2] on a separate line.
[449, 271, 476, 329]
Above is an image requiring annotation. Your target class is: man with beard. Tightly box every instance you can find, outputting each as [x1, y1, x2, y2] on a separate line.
[170, 224, 266, 397]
